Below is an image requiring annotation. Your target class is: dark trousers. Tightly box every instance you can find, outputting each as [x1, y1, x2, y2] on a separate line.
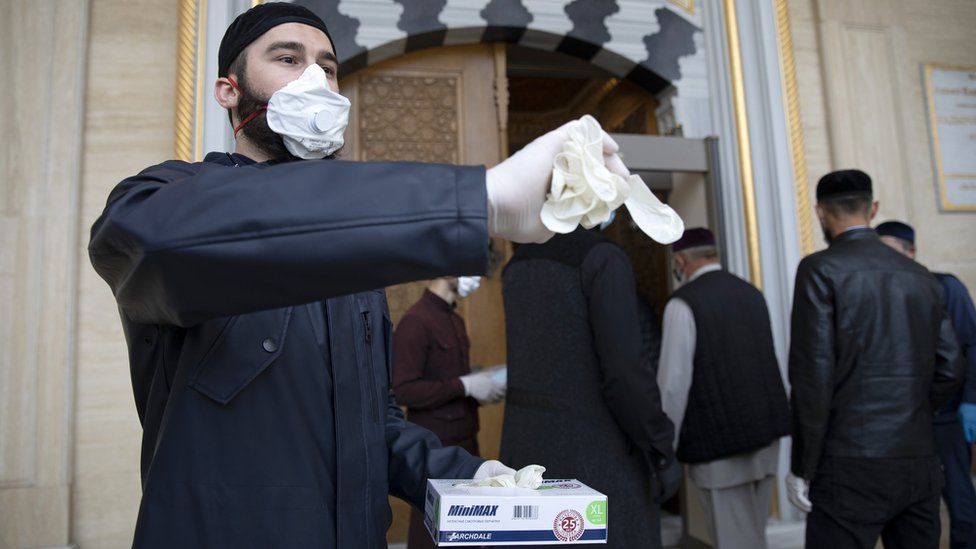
[935, 419, 976, 549]
[806, 456, 944, 549]
[407, 437, 479, 549]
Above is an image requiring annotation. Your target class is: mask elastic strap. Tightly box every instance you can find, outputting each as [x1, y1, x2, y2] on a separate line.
[227, 77, 267, 138]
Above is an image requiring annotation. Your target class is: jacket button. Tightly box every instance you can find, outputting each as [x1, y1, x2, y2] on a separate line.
[262, 338, 278, 353]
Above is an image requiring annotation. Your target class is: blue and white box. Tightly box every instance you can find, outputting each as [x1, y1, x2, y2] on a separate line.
[424, 479, 608, 545]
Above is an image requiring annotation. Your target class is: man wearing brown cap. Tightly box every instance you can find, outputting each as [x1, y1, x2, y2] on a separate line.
[787, 170, 963, 548]
[85, 3, 632, 547]
[658, 227, 789, 549]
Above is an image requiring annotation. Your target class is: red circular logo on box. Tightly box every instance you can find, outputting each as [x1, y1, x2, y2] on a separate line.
[553, 509, 585, 542]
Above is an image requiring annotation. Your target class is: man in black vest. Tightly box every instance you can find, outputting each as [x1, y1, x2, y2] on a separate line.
[788, 170, 963, 549]
[658, 227, 789, 549]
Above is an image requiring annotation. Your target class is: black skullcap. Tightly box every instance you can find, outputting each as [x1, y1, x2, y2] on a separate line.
[875, 221, 915, 245]
[816, 169, 873, 202]
[218, 3, 334, 77]
[672, 227, 716, 252]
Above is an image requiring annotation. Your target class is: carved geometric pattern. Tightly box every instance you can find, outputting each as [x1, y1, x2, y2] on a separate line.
[359, 74, 460, 164]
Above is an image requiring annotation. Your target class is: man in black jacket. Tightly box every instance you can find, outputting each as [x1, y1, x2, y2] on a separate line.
[499, 228, 681, 549]
[87, 4, 626, 547]
[787, 170, 963, 549]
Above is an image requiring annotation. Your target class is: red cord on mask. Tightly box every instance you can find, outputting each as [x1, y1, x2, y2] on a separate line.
[228, 77, 268, 137]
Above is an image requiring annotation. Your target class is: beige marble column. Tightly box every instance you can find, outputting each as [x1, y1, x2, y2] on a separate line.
[0, 1, 89, 547]
[71, 0, 180, 547]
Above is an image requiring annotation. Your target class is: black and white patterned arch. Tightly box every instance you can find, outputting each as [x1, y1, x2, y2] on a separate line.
[291, 0, 703, 95]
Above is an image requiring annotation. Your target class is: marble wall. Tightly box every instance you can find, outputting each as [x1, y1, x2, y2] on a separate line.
[72, 0, 179, 547]
[788, 0, 976, 287]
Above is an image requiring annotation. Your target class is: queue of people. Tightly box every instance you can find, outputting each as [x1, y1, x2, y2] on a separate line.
[86, 3, 974, 548]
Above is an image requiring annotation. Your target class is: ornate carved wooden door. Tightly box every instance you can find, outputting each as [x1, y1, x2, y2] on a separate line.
[340, 44, 509, 543]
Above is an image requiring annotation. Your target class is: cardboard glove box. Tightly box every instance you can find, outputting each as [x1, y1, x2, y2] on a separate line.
[424, 479, 608, 546]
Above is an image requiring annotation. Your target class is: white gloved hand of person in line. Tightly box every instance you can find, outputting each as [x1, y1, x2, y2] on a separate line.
[786, 472, 812, 513]
[459, 371, 505, 404]
[486, 120, 620, 244]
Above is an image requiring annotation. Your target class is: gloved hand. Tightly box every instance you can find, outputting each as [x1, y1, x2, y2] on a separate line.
[786, 472, 812, 512]
[473, 460, 517, 480]
[959, 403, 976, 443]
[651, 454, 682, 503]
[460, 371, 505, 404]
[486, 120, 620, 243]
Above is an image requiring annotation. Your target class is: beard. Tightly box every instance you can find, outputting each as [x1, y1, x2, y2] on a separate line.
[235, 76, 291, 161]
[235, 74, 344, 161]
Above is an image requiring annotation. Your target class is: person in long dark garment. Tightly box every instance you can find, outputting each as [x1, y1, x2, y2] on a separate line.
[500, 227, 681, 549]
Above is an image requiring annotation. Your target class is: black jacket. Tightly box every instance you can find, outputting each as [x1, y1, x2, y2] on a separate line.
[788, 228, 963, 480]
[500, 229, 675, 549]
[89, 152, 488, 548]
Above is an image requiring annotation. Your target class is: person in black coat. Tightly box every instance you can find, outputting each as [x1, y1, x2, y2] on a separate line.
[787, 170, 963, 549]
[499, 227, 681, 549]
[86, 4, 622, 547]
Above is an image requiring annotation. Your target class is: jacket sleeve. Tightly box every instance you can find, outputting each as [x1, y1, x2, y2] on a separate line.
[88, 159, 489, 327]
[392, 314, 466, 409]
[788, 256, 835, 480]
[582, 243, 676, 467]
[385, 393, 484, 509]
[943, 276, 976, 404]
[932, 312, 964, 409]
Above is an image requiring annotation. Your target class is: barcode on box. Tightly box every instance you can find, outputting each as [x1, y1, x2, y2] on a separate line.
[512, 505, 538, 520]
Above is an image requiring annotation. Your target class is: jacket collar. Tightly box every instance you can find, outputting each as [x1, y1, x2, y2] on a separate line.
[688, 263, 722, 283]
[422, 289, 455, 312]
[203, 151, 299, 167]
[832, 226, 877, 244]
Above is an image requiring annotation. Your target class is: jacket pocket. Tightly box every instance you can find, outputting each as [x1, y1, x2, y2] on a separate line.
[189, 307, 293, 404]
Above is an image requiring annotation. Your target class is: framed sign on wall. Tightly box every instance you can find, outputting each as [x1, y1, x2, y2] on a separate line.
[923, 63, 976, 212]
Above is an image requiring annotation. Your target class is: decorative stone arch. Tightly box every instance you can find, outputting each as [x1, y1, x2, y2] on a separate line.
[293, 0, 702, 102]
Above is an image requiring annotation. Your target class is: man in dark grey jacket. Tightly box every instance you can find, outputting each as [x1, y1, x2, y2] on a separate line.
[87, 4, 625, 547]
[787, 170, 963, 549]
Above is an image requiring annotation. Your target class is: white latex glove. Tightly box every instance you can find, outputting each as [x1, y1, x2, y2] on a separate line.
[486, 120, 620, 243]
[459, 372, 505, 404]
[541, 116, 683, 244]
[786, 472, 812, 512]
[465, 463, 544, 489]
[473, 460, 517, 480]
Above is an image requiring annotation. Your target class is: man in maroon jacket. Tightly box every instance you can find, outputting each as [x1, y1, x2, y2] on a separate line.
[393, 276, 505, 548]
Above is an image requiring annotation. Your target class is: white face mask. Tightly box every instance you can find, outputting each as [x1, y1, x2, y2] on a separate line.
[265, 64, 350, 160]
[457, 276, 481, 298]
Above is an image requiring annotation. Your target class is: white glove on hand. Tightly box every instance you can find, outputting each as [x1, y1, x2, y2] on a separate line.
[486, 120, 620, 243]
[473, 460, 518, 480]
[459, 372, 505, 404]
[786, 472, 812, 512]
